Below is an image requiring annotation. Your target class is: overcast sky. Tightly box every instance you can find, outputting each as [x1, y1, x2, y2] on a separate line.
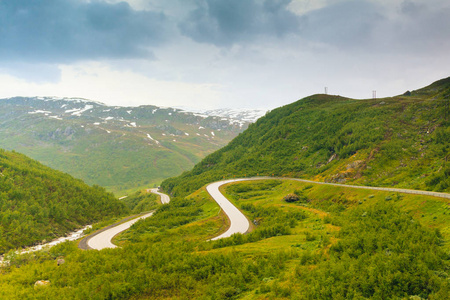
[0, 0, 449, 110]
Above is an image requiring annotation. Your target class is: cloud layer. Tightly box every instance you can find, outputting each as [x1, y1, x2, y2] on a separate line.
[179, 0, 301, 46]
[0, 0, 169, 63]
[2, 0, 449, 62]
[0, 0, 449, 109]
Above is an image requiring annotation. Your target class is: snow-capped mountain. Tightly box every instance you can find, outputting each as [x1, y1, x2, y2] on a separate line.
[178, 107, 267, 125]
[0, 96, 258, 194]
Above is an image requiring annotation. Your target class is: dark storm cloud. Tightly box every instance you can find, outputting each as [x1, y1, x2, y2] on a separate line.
[179, 0, 301, 46]
[179, 0, 450, 54]
[0, 0, 169, 63]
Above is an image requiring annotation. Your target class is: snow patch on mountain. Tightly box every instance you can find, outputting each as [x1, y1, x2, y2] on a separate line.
[65, 105, 94, 116]
[28, 110, 52, 114]
[147, 134, 160, 145]
[34, 96, 106, 107]
[178, 107, 266, 125]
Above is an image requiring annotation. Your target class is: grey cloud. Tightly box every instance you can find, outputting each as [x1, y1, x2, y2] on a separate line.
[299, 1, 384, 48]
[179, 0, 301, 46]
[395, 1, 450, 52]
[290, 0, 450, 54]
[0, 0, 169, 63]
[400, 0, 423, 15]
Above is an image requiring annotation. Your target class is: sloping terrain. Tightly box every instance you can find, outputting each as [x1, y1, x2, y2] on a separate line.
[0, 97, 263, 194]
[1, 178, 448, 299]
[162, 77, 450, 196]
[0, 149, 127, 253]
[0, 78, 449, 299]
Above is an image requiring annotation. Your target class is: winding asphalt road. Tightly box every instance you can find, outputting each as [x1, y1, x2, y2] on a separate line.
[205, 176, 450, 239]
[149, 188, 171, 204]
[206, 179, 253, 240]
[87, 212, 154, 249]
[84, 177, 450, 250]
[84, 189, 170, 250]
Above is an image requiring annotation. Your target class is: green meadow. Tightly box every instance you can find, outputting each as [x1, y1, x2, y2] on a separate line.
[1, 179, 448, 299]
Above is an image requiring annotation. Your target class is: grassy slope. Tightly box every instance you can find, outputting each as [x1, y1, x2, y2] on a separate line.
[162, 77, 450, 197]
[0, 179, 448, 299]
[0, 149, 128, 253]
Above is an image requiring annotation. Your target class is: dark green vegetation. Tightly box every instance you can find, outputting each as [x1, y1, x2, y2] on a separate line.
[0, 149, 127, 253]
[0, 97, 249, 194]
[1, 179, 448, 299]
[162, 77, 450, 197]
[303, 201, 448, 299]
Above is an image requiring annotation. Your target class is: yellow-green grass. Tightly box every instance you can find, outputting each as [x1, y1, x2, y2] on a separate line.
[2, 178, 448, 299]
[218, 179, 450, 252]
[114, 187, 228, 246]
[105, 177, 450, 258]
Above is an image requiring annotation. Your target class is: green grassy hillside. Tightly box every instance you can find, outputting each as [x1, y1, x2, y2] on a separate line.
[0, 149, 128, 253]
[162, 77, 450, 196]
[0, 179, 448, 299]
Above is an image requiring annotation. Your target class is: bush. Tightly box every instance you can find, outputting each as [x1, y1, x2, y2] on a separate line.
[283, 194, 299, 203]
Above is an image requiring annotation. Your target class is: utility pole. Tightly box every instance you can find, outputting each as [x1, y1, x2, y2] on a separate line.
[372, 90, 377, 100]
[324, 87, 328, 95]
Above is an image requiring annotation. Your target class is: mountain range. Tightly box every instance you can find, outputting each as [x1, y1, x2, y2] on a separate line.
[0, 96, 265, 194]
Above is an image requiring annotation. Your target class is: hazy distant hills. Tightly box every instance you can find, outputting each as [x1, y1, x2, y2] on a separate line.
[0, 96, 265, 194]
[163, 77, 450, 196]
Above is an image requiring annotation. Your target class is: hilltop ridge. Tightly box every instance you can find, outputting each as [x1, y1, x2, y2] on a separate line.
[162, 77, 450, 196]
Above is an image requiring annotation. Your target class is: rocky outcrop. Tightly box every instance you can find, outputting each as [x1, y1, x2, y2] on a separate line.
[326, 160, 366, 183]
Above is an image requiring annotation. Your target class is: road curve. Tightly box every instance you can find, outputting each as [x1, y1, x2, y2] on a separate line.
[206, 177, 450, 240]
[149, 188, 170, 204]
[87, 212, 154, 250]
[85, 189, 171, 250]
[206, 179, 255, 240]
[84, 178, 449, 249]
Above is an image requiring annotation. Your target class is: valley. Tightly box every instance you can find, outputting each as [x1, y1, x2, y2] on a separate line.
[1, 176, 448, 299]
[1, 1, 449, 298]
[0, 78, 449, 299]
